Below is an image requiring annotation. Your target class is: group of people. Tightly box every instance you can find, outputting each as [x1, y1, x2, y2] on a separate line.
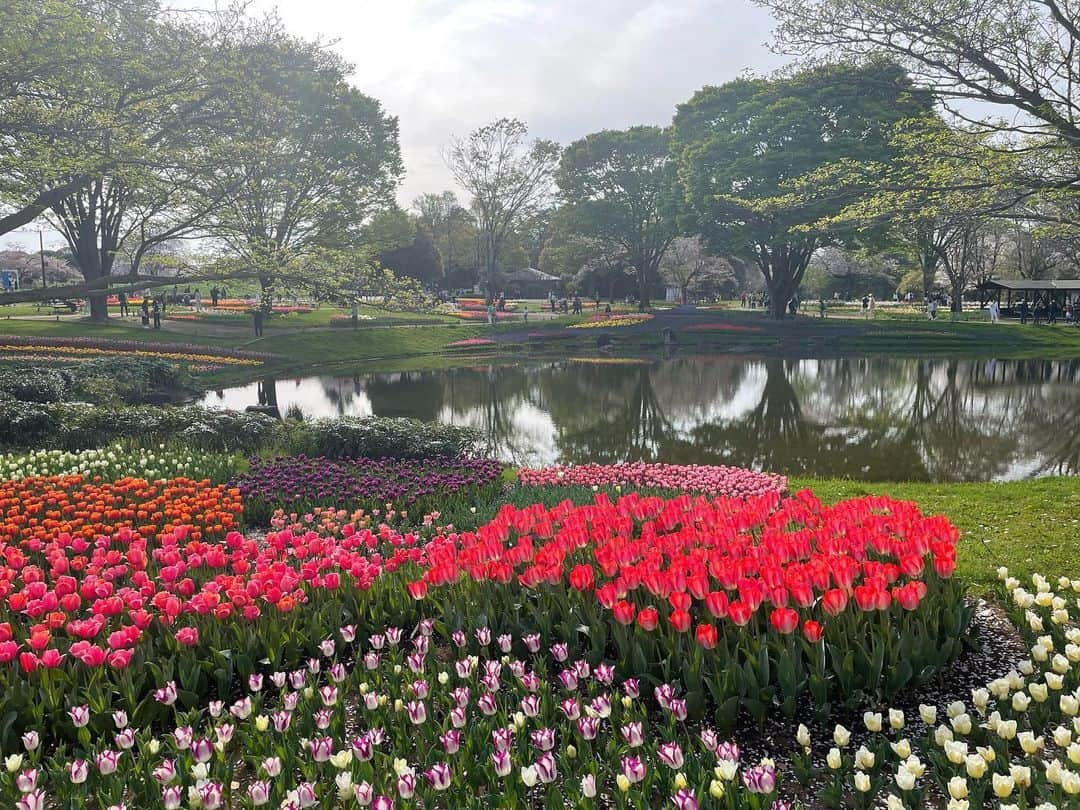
[1017, 299, 1080, 325]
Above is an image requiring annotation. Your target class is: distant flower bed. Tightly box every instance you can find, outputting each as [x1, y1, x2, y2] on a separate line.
[456, 298, 517, 312]
[517, 461, 787, 497]
[449, 310, 516, 321]
[446, 338, 496, 348]
[569, 313, 653, 329]
[232, 455, 505, 526]
[683, 322, 763, 333]
[0, 336, 272, 366]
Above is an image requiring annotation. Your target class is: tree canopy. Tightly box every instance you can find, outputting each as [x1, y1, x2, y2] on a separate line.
[557, 126, 678, 309]
[671, 61, 933, 317]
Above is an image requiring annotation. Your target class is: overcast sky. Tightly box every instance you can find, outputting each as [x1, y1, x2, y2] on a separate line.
[2, 0, 785, 251]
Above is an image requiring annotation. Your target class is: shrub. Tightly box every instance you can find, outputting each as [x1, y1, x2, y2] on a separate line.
[0, 367, 72, 402]
[0, 403, 283, 453]
[298, 416, 485, 459]
[69, 356, 186, 403]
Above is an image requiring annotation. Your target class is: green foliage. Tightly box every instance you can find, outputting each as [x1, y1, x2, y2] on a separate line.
[0, 367, 72, 402]
[557, 126, 678, 306]
[672, 61, 934, 317]
[297, 416, 485, 460]
[0, 403, 283, 453]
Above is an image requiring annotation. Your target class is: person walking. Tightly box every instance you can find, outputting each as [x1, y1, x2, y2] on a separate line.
[351, 299, 359, 328]
[193, 289, 202, 312]
[989, 301, 1000, 323]
[522, 303, 529, 322]
[1020, 300, 1030, 324]
[210, 286, 219, 308]
[139, 298, 150, 327]
[819, 299, 827, 318]
[151, 299, 161, 329]
[253, 308, 264, 337]
[868, 294, 876, 319]
[118, 291, 129, 318]
[927, 299, 938, 321]
[486, 302, 496, 325]
[861, 294, 870, 318]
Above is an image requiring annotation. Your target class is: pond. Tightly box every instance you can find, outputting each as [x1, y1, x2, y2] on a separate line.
[200, 355, 1080, 482]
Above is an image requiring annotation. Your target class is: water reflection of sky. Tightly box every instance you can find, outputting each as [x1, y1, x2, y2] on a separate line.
[199, 356, 1080, 482]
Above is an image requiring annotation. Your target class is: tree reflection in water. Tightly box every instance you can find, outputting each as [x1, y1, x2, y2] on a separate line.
[221, 356, 1080, 482]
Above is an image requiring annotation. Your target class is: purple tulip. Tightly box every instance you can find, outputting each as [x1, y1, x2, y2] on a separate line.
[152, 759, 176, 785]
[191, 738, 214, 763]
[577, 716, 601, 740]
[672, 788, 699, 810]
[492, 749, 512, 777]
[162, 786, 183, 810]
[621, 721, 644, 747]
[658, 741, 685, 769]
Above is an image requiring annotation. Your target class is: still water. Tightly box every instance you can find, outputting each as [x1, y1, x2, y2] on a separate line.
[201, 356, 1080, 482]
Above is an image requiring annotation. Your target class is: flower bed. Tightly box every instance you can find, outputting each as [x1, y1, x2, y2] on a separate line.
[0, 475, 429, 739]
[409, 490, 968, 727]
[517, 462, 787, 497]
[1, 570, 1078, 808]
[232, 455, 505, 526]
[568, 313, 654, 329]
[446, 337, 496, 348]
[0, 447, 241, 484]
[449, 309, 517, 321]
[0, 336, 272, 367]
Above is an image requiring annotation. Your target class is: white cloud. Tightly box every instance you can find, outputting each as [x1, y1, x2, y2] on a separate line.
[1, 0, 784, 250]
[250, 0, 785, 206]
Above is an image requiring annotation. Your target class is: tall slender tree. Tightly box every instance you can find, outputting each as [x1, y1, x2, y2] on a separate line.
[444, 118, 560, 301]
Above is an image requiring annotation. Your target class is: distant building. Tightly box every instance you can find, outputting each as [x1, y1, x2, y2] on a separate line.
[501, 267, 562, 298]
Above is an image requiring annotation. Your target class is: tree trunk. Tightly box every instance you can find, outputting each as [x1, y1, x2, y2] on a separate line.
[922, 256, 937, 301]
[88, 293, 109, 322]
[637, 264, 651, 311]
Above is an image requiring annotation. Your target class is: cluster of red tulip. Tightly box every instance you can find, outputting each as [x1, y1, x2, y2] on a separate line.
[0, 476, 423, 679]
[409, 489, 965, 712]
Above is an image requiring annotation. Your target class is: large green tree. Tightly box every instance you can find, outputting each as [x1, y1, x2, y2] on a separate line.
[3, 0, 243, 319]
[557, 126, 678, 309]
[204, 23, 403, 306]
[671, 61, 932, 318]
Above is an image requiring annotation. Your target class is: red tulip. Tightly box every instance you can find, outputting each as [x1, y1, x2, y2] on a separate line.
[769, 608, 799, 634]
[175, 627, 199, 646]
[612, 600, 636, 625]
[636, 607, 659, 631]
[695, 623, 718, 649]
[668, 609, 691, 633]
[802, 620, 823, 642]
[704, 591, 728, 618]
[407, 580, 428, 600]
[821, 588, 847, 616]
[568, 564, 595, 591]
[727, 600, 753, 627]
